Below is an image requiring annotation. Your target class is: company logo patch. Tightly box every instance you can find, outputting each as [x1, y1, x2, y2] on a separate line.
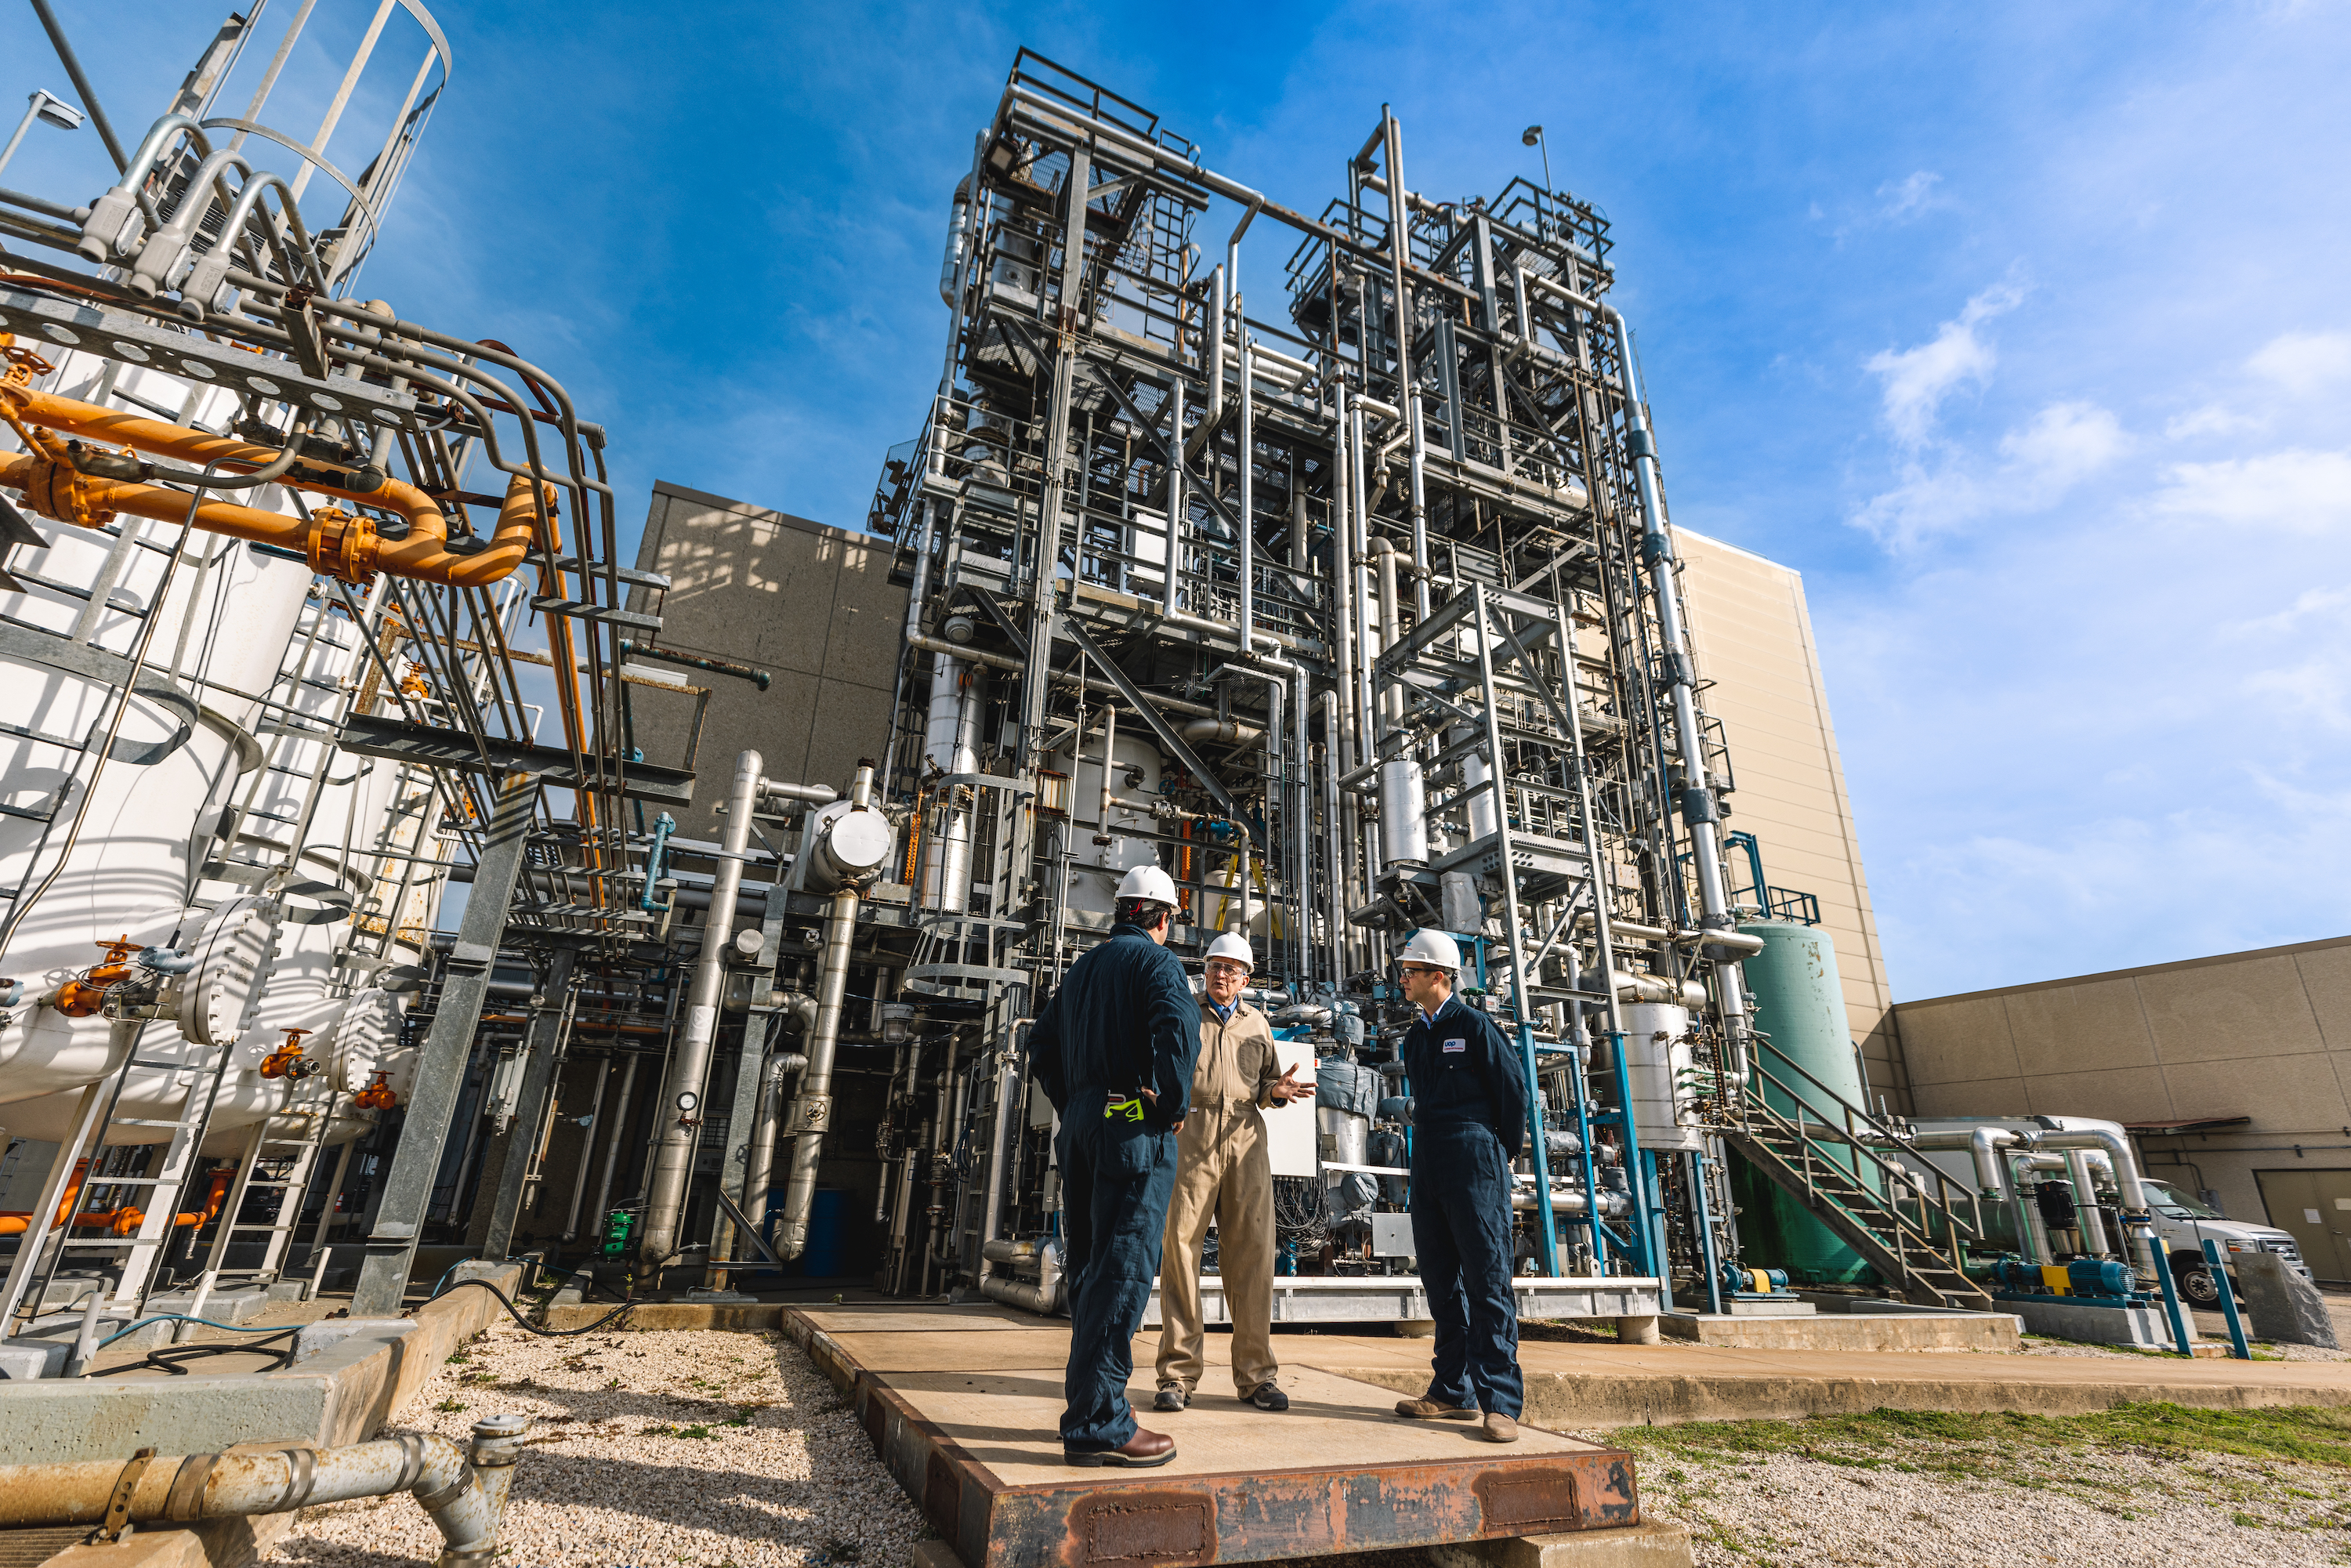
[1443, 1037, 1467, 1054]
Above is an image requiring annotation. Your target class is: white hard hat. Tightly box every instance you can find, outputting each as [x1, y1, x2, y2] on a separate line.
[1203, 932, 1255, 971]
[1115, 863, 1179, 906]
[1400, 929, 1461, 971]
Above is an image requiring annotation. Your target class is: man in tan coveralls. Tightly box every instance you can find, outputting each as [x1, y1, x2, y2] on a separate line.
[1154, 932, 1313, 1412]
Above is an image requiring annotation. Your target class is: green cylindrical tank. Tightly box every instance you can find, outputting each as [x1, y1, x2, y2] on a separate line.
[1730, 919, 1875, 1284]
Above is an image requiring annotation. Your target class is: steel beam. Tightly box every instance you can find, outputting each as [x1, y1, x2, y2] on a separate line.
[335, 712, 694, 805]
[1058, 615, 1237, 817]
[350, 771, 540, 1316]
[480, 945, 578, 1262]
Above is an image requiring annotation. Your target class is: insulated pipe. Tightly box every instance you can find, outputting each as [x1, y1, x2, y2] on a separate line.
[0, 1420, 528, 1566]
[1381, 107, 1414, 400]
[1372, 538, 1427, 867]
[738, 1043, 790, 1246]
[773, 762, 875, 1260]
[904, 636, 1215, 717]
[1180, 718, 1262, 746]
[1237, 327, 1255, 651]
[2036, 1127, 2162, 1278]
[636, 749, 763, 1287]
[0, 389, 553, 587]
[2065, 1148, 2114, 1256]
[1512, 1186, 1633, 1219]
[1900, 1126, 2023, 1199]
[1162, 377, 1186, 615]
[979, 1237, 1064, 1315]
[1600, 305, 1750, 1052]
[1405, 389, 1432, 620]
[2008, 1150, 2056, 1265]
[1092, 704, 1119, 842]
[922, 656, 980, 911]
[975, 1040, 1023, 1275]
[1204, 265, 1226, 436]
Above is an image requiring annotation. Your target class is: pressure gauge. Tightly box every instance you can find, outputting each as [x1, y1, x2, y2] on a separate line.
[676, 1090, 699, 1114]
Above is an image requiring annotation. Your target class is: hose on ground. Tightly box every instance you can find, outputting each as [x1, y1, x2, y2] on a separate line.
[425, 1276, 636, 1337]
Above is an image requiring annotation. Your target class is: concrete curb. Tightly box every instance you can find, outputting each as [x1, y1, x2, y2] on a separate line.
[538, 1301, 782, 1333]
[1328, 1362, 2351, 1429]
[0, 1266, 522, 1568]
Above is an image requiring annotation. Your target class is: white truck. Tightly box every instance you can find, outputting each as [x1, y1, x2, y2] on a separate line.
[1900, 1115, 2309, 1306]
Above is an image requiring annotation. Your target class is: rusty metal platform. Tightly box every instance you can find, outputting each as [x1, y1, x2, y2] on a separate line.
[781, 1302, 1642, 1567]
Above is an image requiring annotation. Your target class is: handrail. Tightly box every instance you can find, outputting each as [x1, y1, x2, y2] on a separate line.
[1740, 1042, 1987, 1292]
[1741, 1092, 1978, 1297]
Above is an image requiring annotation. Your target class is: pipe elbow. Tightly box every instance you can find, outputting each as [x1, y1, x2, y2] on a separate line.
[381, 476, 552, 588]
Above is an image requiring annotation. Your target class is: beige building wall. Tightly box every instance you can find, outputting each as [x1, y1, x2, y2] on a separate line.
[626, 480, 908, 840]
[1892, 936, 2351, 1229]
[1672, 528, 1909, 1109]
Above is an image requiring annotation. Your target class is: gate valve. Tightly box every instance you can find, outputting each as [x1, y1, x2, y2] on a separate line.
[55, 936, 140, 1017]
[354, 1070, 399, 1110]
[259, 1027, 316, 1080]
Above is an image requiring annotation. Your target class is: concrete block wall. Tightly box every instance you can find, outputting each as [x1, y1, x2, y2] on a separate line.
[1893, 935, 2351, 1240]
[625, 480, 910, 841]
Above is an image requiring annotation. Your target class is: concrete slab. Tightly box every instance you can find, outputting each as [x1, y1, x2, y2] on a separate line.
[1660, 1309, 2020, 1352]
[784, 1303, 1654, 1566]
[1433, 1521, 1696, 1568]
[1307, 1334, 2351, 1429]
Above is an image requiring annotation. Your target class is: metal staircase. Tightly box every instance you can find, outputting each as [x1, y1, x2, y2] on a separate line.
[1723, 1038, 1994, 1309]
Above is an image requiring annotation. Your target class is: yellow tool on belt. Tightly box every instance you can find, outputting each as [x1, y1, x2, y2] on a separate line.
[1105, 1095, 1146, 1121]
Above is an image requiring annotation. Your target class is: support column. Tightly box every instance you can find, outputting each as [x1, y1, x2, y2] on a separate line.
[482, 945, 578, 1262]
[350, 770, 538, 1318]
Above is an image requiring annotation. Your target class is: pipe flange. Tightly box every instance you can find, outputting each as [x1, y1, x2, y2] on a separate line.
[306, 505, 381, 586]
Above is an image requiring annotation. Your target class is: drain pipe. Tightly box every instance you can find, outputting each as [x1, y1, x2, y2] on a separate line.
[0, 1418, 528, 1564]
[772, 762, 879, 1259]
[636, 749, 762, 1288]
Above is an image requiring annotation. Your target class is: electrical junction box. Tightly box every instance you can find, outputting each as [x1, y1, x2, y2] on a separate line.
[1371, 1213, 1415, 1258]
[1264, 1034, 1318, 1179]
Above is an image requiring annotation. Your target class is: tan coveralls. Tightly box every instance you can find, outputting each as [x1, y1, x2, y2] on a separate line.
[1156, 994, 1284, 1396]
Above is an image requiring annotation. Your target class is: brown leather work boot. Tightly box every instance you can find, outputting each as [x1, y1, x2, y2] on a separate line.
[1066, 1427, 1178, 1467]
[1393, 1397, 1480, 1421]
[1483, 1412, 1519, 1443]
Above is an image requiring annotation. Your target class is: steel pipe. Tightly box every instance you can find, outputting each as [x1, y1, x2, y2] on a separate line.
[0, 1420, 527, 1566]
[636, 749, 762, 1287]
[773, 763, 875, 1260]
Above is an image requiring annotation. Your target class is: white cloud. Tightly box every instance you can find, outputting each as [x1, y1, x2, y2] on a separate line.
[1999, 400, 2130, 496]
[1851, 398, 2124, 545]
[2164, 402, 2263, 440]
[1876, 170, 1948, 221]
[1864, 279, 2028, 448]
[2153, 448, 2351, 534]
[2247, 328, 2351, 394]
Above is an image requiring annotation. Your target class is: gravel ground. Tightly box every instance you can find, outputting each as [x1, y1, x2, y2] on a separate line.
[1624, 1446, 2351, 1566]
[263, 1324, 924, 1568]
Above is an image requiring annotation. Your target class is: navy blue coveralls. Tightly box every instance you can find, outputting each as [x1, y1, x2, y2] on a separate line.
[1399, 992, 1530, 1418]
[1029, 922, 1201, 1453]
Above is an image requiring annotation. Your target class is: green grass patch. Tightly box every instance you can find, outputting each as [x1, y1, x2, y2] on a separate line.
[1621, 1403, 2351, 1474]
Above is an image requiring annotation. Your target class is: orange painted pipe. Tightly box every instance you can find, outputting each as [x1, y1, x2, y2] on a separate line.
[0, 386, 554, 587]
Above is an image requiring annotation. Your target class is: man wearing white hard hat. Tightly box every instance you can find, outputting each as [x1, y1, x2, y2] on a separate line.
[1028, 862, 1201, 1467]
[1154, 930, 1313, 1412]
[1388, 928, 1530, 1443]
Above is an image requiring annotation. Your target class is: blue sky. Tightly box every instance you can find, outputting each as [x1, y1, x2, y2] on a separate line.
[7, 2, 2348, 1000]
